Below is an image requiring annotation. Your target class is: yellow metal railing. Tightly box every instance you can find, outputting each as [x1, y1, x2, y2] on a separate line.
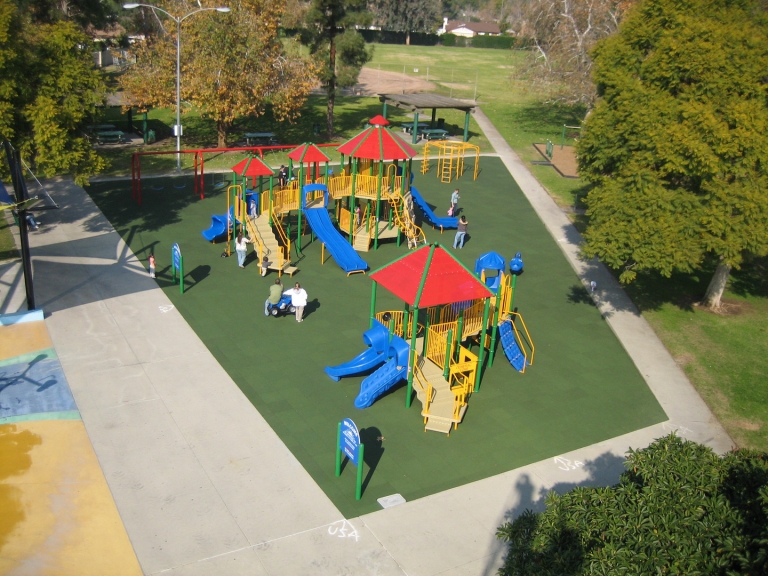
[339, 206, 351, 233]
[272, 213, 291, 274]
[354, 174, 379, 199]
[272, 185, 299, 214]
[387, 191, 426, 249]
[328, 175, 352, 199]
[508, 311, 535, 371]
[412, 361, 434, 422]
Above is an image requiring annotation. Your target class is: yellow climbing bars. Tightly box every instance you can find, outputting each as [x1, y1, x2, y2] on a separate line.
[421, 141, 481, 183]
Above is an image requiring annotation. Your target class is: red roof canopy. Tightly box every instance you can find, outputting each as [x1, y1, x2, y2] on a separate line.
[370, 244, 493, 308]
[337, 126, 417, 161]
[368, 114, 389, 126]
[287, 143, 331, 163]
[231, 157, 274, 177]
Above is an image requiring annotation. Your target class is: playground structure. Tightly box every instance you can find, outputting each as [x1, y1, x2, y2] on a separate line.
[421, 141, 480, 184]
[325, 244, 535, 435]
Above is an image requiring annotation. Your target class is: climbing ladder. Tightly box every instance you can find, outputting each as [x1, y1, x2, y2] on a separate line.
[385, 190, 426, 249]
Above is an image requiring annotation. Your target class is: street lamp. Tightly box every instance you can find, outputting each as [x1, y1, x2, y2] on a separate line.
[123, 3, 230, 172]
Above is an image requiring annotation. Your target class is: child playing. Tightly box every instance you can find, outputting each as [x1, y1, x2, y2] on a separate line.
[261, 255, 270, 277]
[148, 253, 156, 278]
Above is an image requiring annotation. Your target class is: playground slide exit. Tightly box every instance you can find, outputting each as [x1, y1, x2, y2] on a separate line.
[303, 207, 368, 274]
[409, 186, 459, 229]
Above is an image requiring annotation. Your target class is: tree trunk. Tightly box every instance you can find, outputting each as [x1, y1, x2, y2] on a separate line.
[326, 30, 336, 139]
[406, 31, 410, 46]
[701, 260, 731, 310]
[217, 121, 229, 148]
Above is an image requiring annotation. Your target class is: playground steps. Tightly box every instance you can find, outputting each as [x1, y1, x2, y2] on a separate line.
[414, 353, 463, 436]
[249, 213, 297, 276]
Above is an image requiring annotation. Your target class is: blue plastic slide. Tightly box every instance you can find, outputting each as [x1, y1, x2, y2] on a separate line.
[303, 207, 368, 274]
[354, 334, 411, 409]
[325, 320, 390, 381]
[202, 206, 235, 242]
[499, 320, 526, 372]
[409, 186, 458, 230]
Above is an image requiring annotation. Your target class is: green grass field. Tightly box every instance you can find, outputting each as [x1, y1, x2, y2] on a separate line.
[85, 157, 666, 517]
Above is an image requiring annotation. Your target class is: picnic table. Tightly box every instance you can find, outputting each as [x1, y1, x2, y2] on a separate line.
[87, 124, 117, 132]
[96, 131, 126, 144]
[400, 123, 429, 134]
[245, 132, 277, 146]
[419, 128, 449, 141]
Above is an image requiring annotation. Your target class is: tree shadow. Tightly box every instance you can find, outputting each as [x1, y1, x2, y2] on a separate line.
[0, 425, 42, 550]
[566, 284, 596, 307]
[729, 255, 768, 299]
[484, 450, 626, 576]
[509, 101, 587, 138]
[359, 426, 385, 496]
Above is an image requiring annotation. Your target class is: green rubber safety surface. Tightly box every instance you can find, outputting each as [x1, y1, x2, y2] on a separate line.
[86, 157, 666, 518]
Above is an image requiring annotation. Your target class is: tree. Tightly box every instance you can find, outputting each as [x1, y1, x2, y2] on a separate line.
[497, 434, 768, 575]
[121, 0, 317, 147]
[373, 0, 441, 45]
[517, 0, 632, 105]
[0, 0, 106, 185]
[305, 0, 371, 138]
[577, 0, 768, 309]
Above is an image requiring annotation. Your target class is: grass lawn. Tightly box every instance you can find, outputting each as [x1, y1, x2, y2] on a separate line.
[84, 156, 666, 517]
[0, 213, 19, 261]
[94, 93, 492, 177]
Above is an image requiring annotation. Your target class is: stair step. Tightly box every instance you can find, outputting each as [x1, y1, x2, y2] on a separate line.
[281, 266, 298, 276]
[425, 419, 452, 434]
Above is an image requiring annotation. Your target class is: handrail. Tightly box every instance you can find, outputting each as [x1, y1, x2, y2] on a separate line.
[386, 190, 426, 249]
[509, 311, 535, 370]
[239, 198, 266, 265]
[272, 212, 291, 271]
[412, 361, 434, 419]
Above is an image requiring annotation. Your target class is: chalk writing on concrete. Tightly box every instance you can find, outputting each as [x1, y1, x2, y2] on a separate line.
[328, 520, 360, 542]
[554, 457, 584, 471]
[159, 305, 175, 313]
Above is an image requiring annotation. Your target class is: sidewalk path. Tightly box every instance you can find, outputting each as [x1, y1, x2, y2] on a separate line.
[3, 109, 734, 575]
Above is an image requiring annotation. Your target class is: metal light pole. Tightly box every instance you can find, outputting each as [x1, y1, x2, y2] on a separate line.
[123, 3, 230, 172]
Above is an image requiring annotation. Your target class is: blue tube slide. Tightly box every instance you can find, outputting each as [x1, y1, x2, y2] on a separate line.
[324, 320, 390, 381]
[202, 206, 236, 242]
[354, 334, 411, 409]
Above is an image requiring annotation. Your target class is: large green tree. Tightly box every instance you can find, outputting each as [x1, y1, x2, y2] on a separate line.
[497, 435, 768, 575]
[577, 0, 768, 309]
[121, 0, 317, 147]
[0, 0, 106, 185]
[373, 0, 441, 45]
[305, 0, 371, 137]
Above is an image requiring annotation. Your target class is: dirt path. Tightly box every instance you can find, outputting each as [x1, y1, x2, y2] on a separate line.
[312, 68, 437, 97]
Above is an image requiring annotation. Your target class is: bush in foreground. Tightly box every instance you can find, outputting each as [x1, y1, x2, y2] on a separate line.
[497, 435, 768, 575]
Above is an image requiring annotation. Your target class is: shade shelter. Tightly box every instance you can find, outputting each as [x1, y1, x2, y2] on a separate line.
[288, 143, 331, 251]
[368, 244, 494, 417]
[337, 118, 417, 249]
[378, 93, 477, 144]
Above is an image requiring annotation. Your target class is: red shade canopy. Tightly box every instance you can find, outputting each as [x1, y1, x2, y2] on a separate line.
[287, 143, 331, 163]
[337, 125, 417, 161]
[231, 157, 274, 177]
[370, 244, 493, 308]
[368, 114, 390, 126]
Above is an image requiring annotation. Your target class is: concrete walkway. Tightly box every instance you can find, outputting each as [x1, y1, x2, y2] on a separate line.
[2, 110, 733, 575]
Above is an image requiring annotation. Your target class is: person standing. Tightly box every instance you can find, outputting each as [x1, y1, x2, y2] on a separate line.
[450, 188, 460, 215]
[278, 165, 289, 186]
[235, 232, 251, 268]
[284, 282, 308, 322]
[453, 215, 468, 249]
[148, 253, 156, 278]
[265, 279, 283, 316]
[261, 255, 270, 277]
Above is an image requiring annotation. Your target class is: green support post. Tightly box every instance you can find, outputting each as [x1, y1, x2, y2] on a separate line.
[382, 102, 387, 118]
[268, 176, 274, 226]
[388, 318, 394, 338]
[406, 310, 419, 409]
[403, 303, 410, 338]
[488, 289, 503, 367]
[355, 443, 365, 500]
[349, 159, 357, 244]
[473, 298, 492, 392]
[297, 198, 303, 253]
[325, 161, 330, 185]
[180, 256, 184, 294]
[443, 328, 453, 379]
[412, 112, 419, 145]
[142, 112, 148, 144]
[406, 244, 435, 408]
[369, 281, 377, 329]
[335, 422, 342, 476]
[510, 274, 518, 313]
[463, 111, 470, 142]
[431, 108, 436, 128]
[374, 160, 383, 249]
[455, 310, 464, 361]
[422, 314, 430, 354]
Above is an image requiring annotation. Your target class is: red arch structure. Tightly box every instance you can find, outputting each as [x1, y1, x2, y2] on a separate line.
[130, 143, 338, 206]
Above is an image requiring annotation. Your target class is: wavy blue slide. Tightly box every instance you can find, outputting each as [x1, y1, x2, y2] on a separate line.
[325, 320, 390, 381]
[499, 320, 526, 372]
[303, 207, 368, 274]
[202, 206, 235, 242]
[410, 186, 458, 230]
